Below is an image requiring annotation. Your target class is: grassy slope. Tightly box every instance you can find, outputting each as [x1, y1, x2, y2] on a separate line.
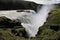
[37, 9, 60, 40]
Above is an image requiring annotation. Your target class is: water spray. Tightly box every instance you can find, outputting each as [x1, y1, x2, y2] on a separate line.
[22, 0, 60, 37]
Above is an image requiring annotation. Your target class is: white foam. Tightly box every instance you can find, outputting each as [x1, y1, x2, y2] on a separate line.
[20, 5, 54, 37]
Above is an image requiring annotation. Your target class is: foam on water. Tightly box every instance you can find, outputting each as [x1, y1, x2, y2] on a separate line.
[21, 0, 60, 37]
[21, 5, 54, 37]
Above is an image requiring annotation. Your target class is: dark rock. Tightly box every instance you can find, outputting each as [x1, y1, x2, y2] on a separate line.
[0, 0, 39, 12]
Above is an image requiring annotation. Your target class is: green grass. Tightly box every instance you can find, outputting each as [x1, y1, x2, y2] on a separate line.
[46, 9, 60, 25]
[0, 29, 16, 40]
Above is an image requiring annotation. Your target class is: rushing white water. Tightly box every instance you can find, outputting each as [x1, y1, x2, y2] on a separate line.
[0, 10, 35, 20]
[21, 0, 60, 37]
[20, 5, 54, 37]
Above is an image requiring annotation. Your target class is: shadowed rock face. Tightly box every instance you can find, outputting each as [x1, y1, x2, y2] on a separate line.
[0, 0, 39, 12]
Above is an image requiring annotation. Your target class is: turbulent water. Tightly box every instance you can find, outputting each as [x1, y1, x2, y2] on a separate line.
[0, 0, 60, 37]
[22, 0, 59, 37]
[21, 5, 54, 37]
[0, 10, 35, 20]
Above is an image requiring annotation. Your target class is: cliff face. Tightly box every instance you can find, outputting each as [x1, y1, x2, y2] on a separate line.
[0, 1, 39, 11]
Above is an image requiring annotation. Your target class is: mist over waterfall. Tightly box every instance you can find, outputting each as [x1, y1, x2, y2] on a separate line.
[21, 5, 54, 37]
[22, 0, 60, 37]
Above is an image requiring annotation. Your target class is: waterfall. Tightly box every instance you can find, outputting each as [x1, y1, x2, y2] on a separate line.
[21, 5, 54, 37]
[21, 0, 60, 37]
[0, 0, 60, 37]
